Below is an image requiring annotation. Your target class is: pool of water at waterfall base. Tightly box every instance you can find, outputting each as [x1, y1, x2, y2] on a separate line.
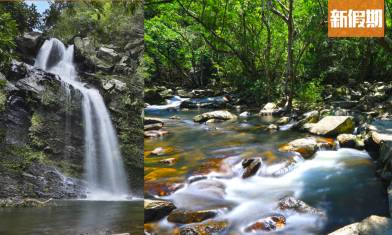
[144, 108, 389, 234]
[0, 200, 143, 234]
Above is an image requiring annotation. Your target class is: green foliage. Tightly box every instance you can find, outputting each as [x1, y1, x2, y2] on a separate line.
[0, 12, 17, 67]
[3, 145, 46, 171]
[0, 1, 41, 33]
[296, 79, 323, 107]
[145, 0, 392, 106]
[46, 0, 143, 45]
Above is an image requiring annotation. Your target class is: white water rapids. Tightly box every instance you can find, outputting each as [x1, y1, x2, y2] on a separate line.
[34, 38, 130, 200]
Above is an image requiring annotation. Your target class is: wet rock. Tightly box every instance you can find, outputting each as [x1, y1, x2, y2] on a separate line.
[74, 37, 112, 72]
[144, 123, 163, 131]
[187, 175, 208, 184]
[242, 158, 261, 178]
[337, 134, 359, 148]
[328, 215, 392, 235]
[193, 110, 237, 123]
[278, 196, 324, 215]
[267, 124, 278, 131]
[144, 130, 169, 138]
[180, 96, 229, 109]
[259, 102, 282, 116]
[244, 215, 286, 232]
[144, 117, 164, 125]
[0, 197, 54, 208]
[279, 138, 318, 159]
[368, 119, 392, 145]
[176, 89, 193, 98]
[276, 116, 290, 125]
[180, 220, 228, 235]
[159, 158, 176, 165]
[309, 116, 355, 136]
[144, 199, 176, 223]
[167, 209, 217, 224]
[150, 147, 164, 156]
[239, 111, 251, 117]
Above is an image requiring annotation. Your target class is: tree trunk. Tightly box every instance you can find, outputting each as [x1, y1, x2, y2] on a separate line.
[285, 0, 294, 110]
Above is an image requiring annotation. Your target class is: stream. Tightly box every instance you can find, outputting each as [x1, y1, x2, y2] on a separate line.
[145, 105, 389, 234]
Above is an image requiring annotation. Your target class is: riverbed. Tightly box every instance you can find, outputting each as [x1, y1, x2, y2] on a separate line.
[0, 200, 143, 234]
[145, 107, 389, 234]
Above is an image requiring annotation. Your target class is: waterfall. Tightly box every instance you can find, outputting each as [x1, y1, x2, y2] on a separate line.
[34, 38, 130, 200]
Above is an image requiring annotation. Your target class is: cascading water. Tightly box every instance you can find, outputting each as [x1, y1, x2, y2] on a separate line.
[34, 38, 130, 200]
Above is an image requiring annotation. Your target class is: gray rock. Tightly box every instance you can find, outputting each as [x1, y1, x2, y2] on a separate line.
[144, 199, 176, 223]
[309, 116, 355, 136]
[180, 96, 229, 109]
[193, 110, 237, 123]
[97, 47, 119, 64]
[328, 215, 392, 235]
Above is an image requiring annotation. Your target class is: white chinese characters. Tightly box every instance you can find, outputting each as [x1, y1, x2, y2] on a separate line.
[330, 9, 383, 28]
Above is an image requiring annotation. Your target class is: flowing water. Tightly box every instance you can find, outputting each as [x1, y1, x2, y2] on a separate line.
[145, 101, 389, 234]
[35, 38, 129, 200]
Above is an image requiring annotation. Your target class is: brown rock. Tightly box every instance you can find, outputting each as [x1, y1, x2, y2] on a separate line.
[245, 215, 286, 232]
[167, 209, 217, 224]
[159, 158, 176, 165]
[144, 199, 176, 223]
[180, 220, 228, 235]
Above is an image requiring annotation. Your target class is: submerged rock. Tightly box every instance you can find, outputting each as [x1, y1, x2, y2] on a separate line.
[0, 197, 54, 208]
[309, 116, 354, 136]
[144, 199, 176, 223]
[159, 158, 176, 165]
[167, 209, 217, 224]
[180, 220, 228, 235]
[193, 110, 237, 123]
[328, 215, 392, 235]
[244, 215, 286, 232]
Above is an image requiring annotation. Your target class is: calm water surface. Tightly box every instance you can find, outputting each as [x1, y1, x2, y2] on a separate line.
[0, 200, 143, 235]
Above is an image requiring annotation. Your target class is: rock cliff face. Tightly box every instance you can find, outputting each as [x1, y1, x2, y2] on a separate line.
[0, 10, 144, 198]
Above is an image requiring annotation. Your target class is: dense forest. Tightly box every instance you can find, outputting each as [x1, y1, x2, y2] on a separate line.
[145, 0, 392, 107]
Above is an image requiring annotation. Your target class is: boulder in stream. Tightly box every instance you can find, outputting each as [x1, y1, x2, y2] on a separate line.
[309, 116, 354, 136]
[278, 196, 325, 216]
[328, 215, 392, 235]
[279, 138, 318, 159]
[167, 209, 217, 224]
[193, 110, 237, 123]
[242, 158, 262, 178]
[180, 220, 228, 235]
[244, 215, 286, 232]
[144, 199, 176, 223]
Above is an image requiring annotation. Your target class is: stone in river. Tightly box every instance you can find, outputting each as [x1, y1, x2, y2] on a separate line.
[179, 220, 228, 235]
[159, 158, 176, 165]
[309, 116, 354, 136]
[337, 134, 358, 148]
[144, 199, 176, 223]
[278, 196, 325, 216]
[242, 158, 261, 178]
[193, 110, 237, 123]
[328, 215, 392, 235]
[144, 130, 168, 138]
[150, 147, 164, 156]
[144, 123, 163, 131]
[167, 209, 217, 224]
[244, 215, 286, 232]
[279, 137, 318, 159]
